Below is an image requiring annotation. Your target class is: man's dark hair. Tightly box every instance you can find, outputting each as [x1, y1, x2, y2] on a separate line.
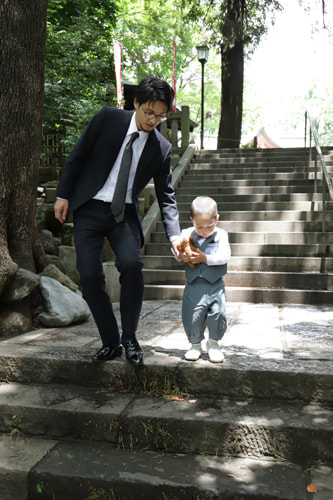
[135, 76, 174, 111]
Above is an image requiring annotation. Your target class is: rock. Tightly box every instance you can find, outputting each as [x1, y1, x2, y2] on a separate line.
[1, 268, 40, 304]
[61, 223, 74, 247]
[40, 264, 79, 293]
[59, 246, 81, 286]
[38, 276, 90, 327]
[45, 255, 66, 273]
[39, 229, 59, 256]
[0, 298, 32, 336]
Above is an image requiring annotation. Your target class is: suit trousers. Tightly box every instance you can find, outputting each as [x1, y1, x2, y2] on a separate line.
[73, 199, 144, 347]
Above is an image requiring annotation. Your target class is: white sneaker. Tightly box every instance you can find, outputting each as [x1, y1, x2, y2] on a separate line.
[184, 343, 202, 361]
[207, 340, 224, 363]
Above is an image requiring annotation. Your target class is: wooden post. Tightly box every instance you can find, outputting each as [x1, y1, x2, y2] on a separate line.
[171, 118, 178, 149]
[181, 106, 190, 149]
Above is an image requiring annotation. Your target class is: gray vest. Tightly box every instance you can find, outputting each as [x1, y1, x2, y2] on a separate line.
[185, 230, 228, 284]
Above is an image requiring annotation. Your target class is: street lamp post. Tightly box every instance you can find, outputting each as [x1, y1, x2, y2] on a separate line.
[196, 44, 209, 150]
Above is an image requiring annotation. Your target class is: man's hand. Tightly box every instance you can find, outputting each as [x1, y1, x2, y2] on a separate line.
[54, 198, 69, 224]
[171, 237, 182, 262]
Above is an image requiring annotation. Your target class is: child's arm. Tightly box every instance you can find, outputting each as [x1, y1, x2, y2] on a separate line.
[205, 230, 231, 266]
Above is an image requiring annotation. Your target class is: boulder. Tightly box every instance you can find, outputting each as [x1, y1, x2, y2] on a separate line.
[39, 229, 59, 255]
[59, 245, 80, 285]
[40, 263, 78, 293]
[0, 298, 32, 335]
[58, 246, 80, 285]
[38, 276, 90, 327]
[1, 268, 40, 304]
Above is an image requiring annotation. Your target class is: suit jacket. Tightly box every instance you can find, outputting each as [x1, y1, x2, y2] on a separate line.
[56, 106, 180, 246]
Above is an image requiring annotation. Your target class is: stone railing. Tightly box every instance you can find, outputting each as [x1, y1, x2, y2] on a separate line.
[159, 105, 194, 154]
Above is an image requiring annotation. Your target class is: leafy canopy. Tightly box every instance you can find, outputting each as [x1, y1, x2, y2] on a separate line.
[44, 0, 118, 149]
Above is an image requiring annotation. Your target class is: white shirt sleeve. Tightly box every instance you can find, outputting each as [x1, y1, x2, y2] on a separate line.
[204, 229, 231, 266]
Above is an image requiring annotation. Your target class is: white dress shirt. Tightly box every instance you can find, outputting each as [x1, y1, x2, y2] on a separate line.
[93, 113, 149, 203]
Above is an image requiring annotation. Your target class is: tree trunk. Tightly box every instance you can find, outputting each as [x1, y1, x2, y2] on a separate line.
[0, 0, 48, 295]
[217, 0, 244, 149]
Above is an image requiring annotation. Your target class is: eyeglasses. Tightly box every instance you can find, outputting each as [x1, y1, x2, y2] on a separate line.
[141, 106, 167, 122]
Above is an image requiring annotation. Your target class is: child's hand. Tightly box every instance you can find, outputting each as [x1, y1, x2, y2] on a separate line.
[180, 252, 191, 264]
[188, 249, 207, 265]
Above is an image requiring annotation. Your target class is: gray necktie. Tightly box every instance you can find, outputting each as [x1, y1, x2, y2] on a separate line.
[111, 132, 139, 223]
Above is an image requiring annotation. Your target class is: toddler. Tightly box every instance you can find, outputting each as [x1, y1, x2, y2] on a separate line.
[175, 196, 231, 362]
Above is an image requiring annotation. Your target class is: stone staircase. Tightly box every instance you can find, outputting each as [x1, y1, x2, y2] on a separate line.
[0, 300, 333, 499]
[143, 147, 333, 304]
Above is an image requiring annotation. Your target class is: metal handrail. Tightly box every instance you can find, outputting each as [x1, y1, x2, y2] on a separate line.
[304, 110, 333, 232]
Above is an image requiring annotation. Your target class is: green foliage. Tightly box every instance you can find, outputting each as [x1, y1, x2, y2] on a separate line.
[183, 0, 283, 53]
[44, 0, 118, 152]
[282, 81, 333, 146]
[112, 0, 201, 82]
[305, 82, 333, 145]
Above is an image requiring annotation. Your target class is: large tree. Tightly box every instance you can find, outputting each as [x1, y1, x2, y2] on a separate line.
[218, 0, 245, 148]
[0, 0, 48, 293]
[218, 0, 279, 148]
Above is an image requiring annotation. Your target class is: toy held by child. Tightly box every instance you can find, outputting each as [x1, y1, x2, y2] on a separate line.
[176, 236, 197, 268]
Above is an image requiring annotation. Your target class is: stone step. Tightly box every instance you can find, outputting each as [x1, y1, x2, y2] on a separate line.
[188, 162, 312, 170]
[1, 301, 333, 403]
[193, 153, 333, 161]
[143, 269, 333, 290]
[179, 178, 319, 187]
[143, 283, 333, 305]
[158, 220, 333, 232]
[142, 255, 333, 272]
[194, 150, 308, 162]
[177, 210, 331, 222]
[186, 201, 332, 212]
[187, 169, 333, 179]
[188, 165, 316, 174]
[145, 242, 332, 257]
[189, 157, 325, 164]
[195, 163, 326, 170]
[188, 158, 333, 171]
[1, 382, 332, 466]
[184, 171, 332, 181]
[175, 185, 317, 195]
[191, 158, 311, 165]
[176, 193, 328, 203]
[3, 434, 328, 500]
[193, 147, 332, 157]
[151, 231, 333, 245]
[180, 175, 330, 187]
[0, 434, 57, 500]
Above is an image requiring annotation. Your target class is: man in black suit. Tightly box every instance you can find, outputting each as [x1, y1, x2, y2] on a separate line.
[54, 77, 181, 365]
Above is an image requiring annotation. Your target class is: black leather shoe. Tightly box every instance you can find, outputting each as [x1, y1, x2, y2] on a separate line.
[123, 339, 143, 365]
[91, 344, 122, 361]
